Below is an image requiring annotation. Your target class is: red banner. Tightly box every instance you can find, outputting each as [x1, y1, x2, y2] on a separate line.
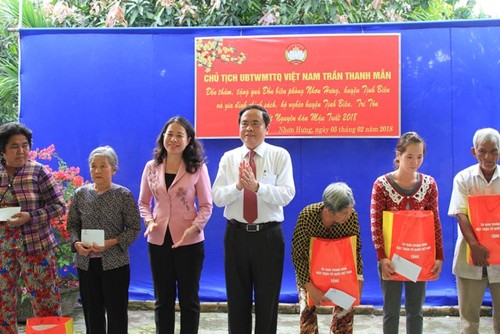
[467, 195, 500, 265]
[383, 210, 436, 281]
[195, 34, 400, 138]
[308, 236, 359, 307]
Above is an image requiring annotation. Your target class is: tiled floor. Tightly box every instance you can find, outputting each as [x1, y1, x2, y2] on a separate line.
[18, 305, 494, 333]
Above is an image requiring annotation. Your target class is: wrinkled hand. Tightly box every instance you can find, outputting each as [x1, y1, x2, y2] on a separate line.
[470, 243, 490, 267]
[90, 239, 117, 253]
[172, 225, 200, 248]
[7, 212, 30, 227]
[74, 241, 92, 256]
[91, 242, 106, 253]
[430, 259, 443, 279]
[304, 282, 326, 306]
[144, 221, 158, 237]
[380, 258, 395, 280]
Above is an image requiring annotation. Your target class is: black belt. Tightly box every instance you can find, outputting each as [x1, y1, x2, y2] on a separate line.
[228, 219, 281, 232]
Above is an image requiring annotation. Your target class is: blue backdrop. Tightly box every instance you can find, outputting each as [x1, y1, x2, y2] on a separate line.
[19, 20, 500, 306]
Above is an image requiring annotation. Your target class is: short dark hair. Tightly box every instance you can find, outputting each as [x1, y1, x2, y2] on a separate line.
[0, 122, 33, 154]
[238, 105, 270, 127]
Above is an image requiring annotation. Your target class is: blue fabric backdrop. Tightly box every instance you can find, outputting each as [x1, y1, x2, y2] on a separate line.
[18, 20, 500, 306]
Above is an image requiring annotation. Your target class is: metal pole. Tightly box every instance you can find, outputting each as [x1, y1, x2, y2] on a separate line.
[18, 0, 22, 29]
[17, 0, 22, 119]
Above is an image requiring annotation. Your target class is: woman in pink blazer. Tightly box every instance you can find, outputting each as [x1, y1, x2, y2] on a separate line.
[138, 116, 212, 334]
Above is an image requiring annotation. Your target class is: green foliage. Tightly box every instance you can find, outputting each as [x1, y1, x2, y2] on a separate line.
[406, 0, 475, 21]
[0, 0, 52, 28]
[0, 0, 53, 123]
[0, 37, 18, 124]
[27, 0, 477, 28]
[0, 0, 485, 123]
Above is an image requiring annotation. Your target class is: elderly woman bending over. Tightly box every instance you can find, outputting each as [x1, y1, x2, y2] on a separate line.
[292, 182, 363, 334]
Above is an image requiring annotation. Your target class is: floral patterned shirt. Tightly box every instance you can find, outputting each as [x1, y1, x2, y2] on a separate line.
[67, 183, 141, 271]
[370, 172, 444, 261]
[0, 185, 23, 251]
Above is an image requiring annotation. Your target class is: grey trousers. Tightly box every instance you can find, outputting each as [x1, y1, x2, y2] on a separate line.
[381, 279, 427, 334]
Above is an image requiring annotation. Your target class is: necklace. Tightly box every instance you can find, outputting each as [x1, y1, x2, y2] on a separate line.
[7, 173, 14, 186]
[1, 170, 17, 204]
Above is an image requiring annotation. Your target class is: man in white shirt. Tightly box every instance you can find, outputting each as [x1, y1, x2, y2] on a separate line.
[448, 127, 500, 334]
[212, 104, 296, 334]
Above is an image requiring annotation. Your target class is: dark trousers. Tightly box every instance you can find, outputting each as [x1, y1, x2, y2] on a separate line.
[77, 258, 130, 334]
[381, 279, 426, 334]
[224, 221, 285, 334]
[148, 229, 205, 334]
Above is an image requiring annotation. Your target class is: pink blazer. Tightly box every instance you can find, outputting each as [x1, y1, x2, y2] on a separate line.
[138, 160, 212, 246]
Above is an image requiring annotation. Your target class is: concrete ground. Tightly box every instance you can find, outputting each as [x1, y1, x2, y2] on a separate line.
[18, 302, 494, 333]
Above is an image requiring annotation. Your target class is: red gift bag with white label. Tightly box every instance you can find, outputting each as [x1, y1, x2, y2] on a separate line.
[383, 210, 436, 281]
[467, 195, 500, 265]
[26, 317, 73, 334]
[308, 236, 359, 307]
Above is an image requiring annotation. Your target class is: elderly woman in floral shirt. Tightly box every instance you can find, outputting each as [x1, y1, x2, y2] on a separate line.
[0, 122, 66, 333]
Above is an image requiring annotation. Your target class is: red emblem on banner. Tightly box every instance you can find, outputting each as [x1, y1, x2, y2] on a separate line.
[285, 43, 307, 65]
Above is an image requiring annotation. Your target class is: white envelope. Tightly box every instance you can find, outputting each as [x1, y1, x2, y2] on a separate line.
[392, 253, 422, 282]
[324, 288, 356, 310]
[81, 229, 105, 247]
[32, 325, 59, 330]
[0, 206, 21, 221]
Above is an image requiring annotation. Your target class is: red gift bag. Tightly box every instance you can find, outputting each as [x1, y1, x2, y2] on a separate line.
[308, 236, 359, 307]
[383, 210, 436, 281]
[26, 317, 73, 334]
[467, 195, 500, 265]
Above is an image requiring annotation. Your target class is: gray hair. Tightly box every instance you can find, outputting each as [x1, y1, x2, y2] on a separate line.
[322, 182, 355, 213]
[473, 128, 500, 150]
[88, 145, 119, 170]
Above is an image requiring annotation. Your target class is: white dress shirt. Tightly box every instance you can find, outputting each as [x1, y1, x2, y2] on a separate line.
[448, 163, 500, 282]
[212, 141, 295, 224]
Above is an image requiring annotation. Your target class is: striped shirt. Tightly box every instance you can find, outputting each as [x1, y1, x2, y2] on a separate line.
[0, 160, 66, 254]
